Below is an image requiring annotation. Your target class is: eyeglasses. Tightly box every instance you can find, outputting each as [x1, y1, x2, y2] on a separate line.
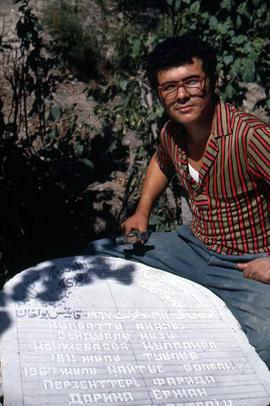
[158, 76, 207, 102]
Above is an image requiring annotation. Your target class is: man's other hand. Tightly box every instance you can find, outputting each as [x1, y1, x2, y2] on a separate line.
[237, 257, 270, 283]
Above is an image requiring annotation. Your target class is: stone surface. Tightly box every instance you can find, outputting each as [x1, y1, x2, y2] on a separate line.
[1, 255, 270, 406]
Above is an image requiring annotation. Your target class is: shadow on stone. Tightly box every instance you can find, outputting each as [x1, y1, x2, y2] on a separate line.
[12, 256, 136, 300]
[1, 256, 137, 337]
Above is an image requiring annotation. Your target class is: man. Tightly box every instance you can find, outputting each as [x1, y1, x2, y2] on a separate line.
[86, 33, 270, 368]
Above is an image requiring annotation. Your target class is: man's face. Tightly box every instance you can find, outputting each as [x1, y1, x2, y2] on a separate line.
[157, 58, 214, 126]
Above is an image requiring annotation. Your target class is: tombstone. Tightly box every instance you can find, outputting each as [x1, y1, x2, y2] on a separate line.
[1, 255, 270, 406]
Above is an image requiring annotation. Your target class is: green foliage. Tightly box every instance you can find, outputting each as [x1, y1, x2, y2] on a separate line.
[14, 0, 57, 141]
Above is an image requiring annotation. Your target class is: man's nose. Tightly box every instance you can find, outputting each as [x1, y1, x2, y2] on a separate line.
[176, 84, 189, 99]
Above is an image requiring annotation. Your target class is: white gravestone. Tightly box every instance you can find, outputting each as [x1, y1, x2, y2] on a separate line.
[1, 256, 270, 406]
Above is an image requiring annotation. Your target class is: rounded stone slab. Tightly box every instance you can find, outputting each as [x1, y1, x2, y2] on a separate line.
[1, 255, 270, 406]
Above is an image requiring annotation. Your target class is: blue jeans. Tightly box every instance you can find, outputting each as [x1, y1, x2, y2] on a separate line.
[84, 224, 270, 369]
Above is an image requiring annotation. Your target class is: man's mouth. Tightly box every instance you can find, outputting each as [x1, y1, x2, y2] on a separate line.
[175, 105, 194, 112]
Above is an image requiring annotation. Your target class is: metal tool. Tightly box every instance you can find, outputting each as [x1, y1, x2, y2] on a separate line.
[115, 230, 149, 245]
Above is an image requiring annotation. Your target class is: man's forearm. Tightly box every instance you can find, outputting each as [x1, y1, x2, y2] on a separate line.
[136, 153, 170, 218]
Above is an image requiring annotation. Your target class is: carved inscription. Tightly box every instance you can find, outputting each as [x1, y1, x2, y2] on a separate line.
[2, 258, 270, 405]
[15, 306, 267, 405]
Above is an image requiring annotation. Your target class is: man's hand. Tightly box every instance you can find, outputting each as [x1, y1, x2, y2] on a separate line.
[236, 257, 270, 283]
[121, 212, 148, 235]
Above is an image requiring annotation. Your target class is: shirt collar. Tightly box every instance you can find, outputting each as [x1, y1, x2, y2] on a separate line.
[212, 98, 234, 138]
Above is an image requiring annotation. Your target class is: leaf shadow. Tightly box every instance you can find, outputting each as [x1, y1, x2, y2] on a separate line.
[0, 255, 137, 336]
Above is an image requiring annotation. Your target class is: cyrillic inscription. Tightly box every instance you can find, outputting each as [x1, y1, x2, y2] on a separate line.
[2, 257, 270, 406]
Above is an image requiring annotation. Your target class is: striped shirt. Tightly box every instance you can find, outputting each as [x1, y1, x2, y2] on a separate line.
[156, 99, 270, 255]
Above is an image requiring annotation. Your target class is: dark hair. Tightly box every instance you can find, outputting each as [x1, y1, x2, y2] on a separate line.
[147, 33, 217, 89]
